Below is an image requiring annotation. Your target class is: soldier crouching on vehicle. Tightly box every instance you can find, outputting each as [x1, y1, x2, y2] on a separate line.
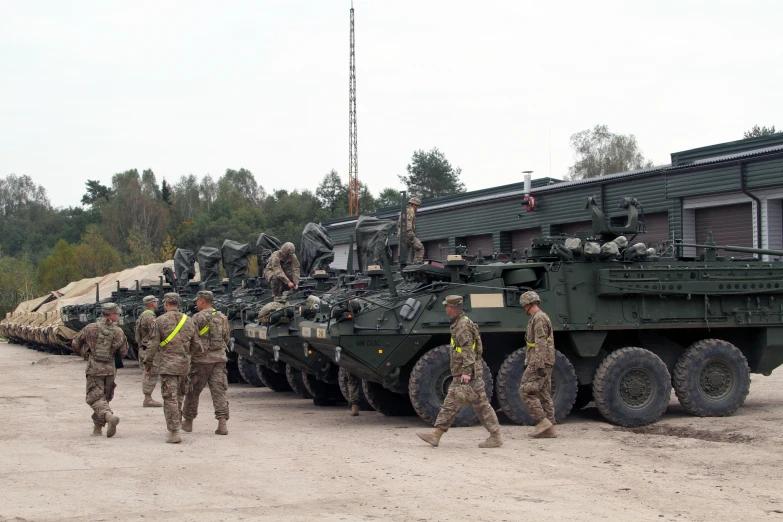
[264, 242, 300, 296]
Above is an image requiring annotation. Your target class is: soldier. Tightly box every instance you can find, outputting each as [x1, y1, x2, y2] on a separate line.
[182, 290, 230, 436]
[71, 302, 128, 438]
[417, 295, 502, 448]
[144, 292, 200, 444]
[135, 295, 162, 408]
[520, 291, 557, 438]
[264, 242, 301, 297]
[345, 373, 362, 417]
[258, 295, 287, 324]
[398, 196, 424, 264]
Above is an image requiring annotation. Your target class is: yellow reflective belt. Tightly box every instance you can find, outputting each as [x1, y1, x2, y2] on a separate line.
[160, 314, 188, 347]
[526, 337, 551, 348]
[198, 310, 217, 336]
[450, 338, 476, 354]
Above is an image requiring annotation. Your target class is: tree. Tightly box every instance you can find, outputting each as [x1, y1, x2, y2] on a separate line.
[376, 187, 402, 209]
[81, 180, 112, 207]
[398, 148, 466, 199]
[36, 240, 82, 291]
[159, 235, 177, 261]
[73, 225, 122, 277]
[171, 174, 202, 223]
[124, 225, 158, 266]
[316, 170, 348, 216]
[199, 174, 218, 211]
[160, 179, 172, 205]
[218, 168, 264, 207]
[744, 125, 779, 139]
[567, 125, 654, 180]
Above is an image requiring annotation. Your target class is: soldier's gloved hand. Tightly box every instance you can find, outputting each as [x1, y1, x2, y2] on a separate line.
[287, 281, 295, 289]
[461, 374, 471, 384]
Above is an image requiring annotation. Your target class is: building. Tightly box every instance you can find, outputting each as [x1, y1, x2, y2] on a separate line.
[324, 133, 783, 269]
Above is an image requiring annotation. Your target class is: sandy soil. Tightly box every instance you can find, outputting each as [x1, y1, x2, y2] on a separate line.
[0, 342, 782, 522]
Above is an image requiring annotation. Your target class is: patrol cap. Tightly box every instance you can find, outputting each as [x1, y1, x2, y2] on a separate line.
[101, 302, 120, 315]
[409, 196, 421, 206]
[519, 291, 541, 306]
[196, 290, 214, 302]
[442, 295, 463, 307]
[142, 295, 157, 305]
[281, 242, 295, 254]
[163, 292, 180, 305]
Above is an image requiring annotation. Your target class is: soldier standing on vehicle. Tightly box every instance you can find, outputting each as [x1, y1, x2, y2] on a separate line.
[398, 196, 424, 264]
[144, 293, 200, 444]
[417, 295, 502, 448]
[264, 242, 301, 296]
[182, 290, 230, 436]
[135, 295, 162, 408]
[520, 291, 557, 438]
[71, 302, 128, 438]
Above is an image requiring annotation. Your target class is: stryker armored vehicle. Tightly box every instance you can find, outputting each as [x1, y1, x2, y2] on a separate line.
[299, 196, 783, 427]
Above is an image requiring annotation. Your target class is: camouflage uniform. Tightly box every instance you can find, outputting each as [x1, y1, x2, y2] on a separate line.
[258, 298, 286, 324]
[522, 309, 556, 424]
[145, 299, 201, 433]
[398, 203, 424, 264]
[72, 316, 128, 429]
[135, 307, 159, 395]
[264, 249, 301, 297]
[344, 373, 362, 406]
[434, 312, 500, 433]
[183, 303, 230, 422]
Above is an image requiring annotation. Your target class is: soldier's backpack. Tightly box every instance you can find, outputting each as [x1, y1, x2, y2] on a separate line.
[199, 310, 226, 352]
[93, 322, 116, 363]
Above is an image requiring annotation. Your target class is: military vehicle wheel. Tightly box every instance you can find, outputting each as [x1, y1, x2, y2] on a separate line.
[673, 339, 750, 417]
[573, 384, 593, 411]
[593, 347, 671, 427]
[238, 356, 265, 387]
[408, 345, 493, 427]
[338, 368, 374, 411]
[258, 364, 292, 392]
[496, 348, 577, 425]
[286, 365, 313, 399]
[302, 372, 343, 403]
[227, 356, 245, 384]
[362, 380, 416, 416]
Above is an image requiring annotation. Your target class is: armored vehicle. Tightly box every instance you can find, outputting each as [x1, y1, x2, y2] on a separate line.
[299, 196, 783, 427]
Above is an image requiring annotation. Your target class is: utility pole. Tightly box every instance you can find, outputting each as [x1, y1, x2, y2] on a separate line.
[348, 1, 359, 216]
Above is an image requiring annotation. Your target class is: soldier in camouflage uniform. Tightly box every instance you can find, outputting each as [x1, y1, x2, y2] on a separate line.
[417, 295, 502, 448]
[144, 293, 201, 444]
[398, 196, 424, 264]
[135, 295, 162, 408]
[345, 373, 362, 417]
[71, 302, 128, 438]
[258, 296, 287, 324]
[520, 291, 557, 438]
[264, 242, 301, 296]
[182, 290, 230, 435]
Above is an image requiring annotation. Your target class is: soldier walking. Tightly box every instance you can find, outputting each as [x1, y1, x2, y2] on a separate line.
[264, 242, 301, 296]
[71, 303, 128, 438]
[398, 196, 424, 264]
[135, 295, 162, 408]
[345, 373, 362, 417]
[520, 291, 557, 438]
[144, 293, 200, 444]
[417, 296, 502, 448]
[182, 291, 230, 436]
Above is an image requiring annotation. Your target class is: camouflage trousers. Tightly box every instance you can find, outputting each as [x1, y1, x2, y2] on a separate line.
[139, 347, 159, 395]
[160, 375, 187, 432]
[269, 276, 291, 297]
[86, 375, 116, 427]
[183, 362, 229, 421]
[435, 378, 500, 433]
[404, 234, 424, 264]
[345, 373, 362, 406]
[521, 365, 555, 424]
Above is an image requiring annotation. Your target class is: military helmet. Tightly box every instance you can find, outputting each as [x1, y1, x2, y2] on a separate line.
[519, 291, 541, 306]
[409, 196, 421, 206]
[281, 242, 295, 254]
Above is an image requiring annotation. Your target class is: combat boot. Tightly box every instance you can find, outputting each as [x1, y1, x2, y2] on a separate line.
[143, 394, 162, 408]
[478, 430, 503, 448]
[350, 404, 360, 416]
[166, 430, 182, 443]
[417, 428, 445, 447]
[215, 418, 228, 435]
[529, 418, 553, 438]
[104, 413, 120, 438]
[92, 424, 102, 437]
[538, 425, 557, 438]
[182, 418, 193, 433]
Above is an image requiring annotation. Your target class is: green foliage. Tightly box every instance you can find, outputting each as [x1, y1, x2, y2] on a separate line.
[316, 169, 348, 215]
[376, 187, 402, 209]
[74, 225, 123, 277]
[398, 148, 466, 199]
[81, 180, 112, 207]
[262, 189, 324, 251]
[161, 179, 172, 205]
[36, 240, 82, 291]
[0, 248, 40, 316]
[744, 125, 779, 139]
[568, 125, 654, 180]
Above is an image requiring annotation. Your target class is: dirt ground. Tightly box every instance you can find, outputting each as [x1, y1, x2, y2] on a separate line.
[1, 343, 782, 522]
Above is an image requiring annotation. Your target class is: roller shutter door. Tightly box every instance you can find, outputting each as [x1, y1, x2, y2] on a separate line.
[511, 228, 540, 256]
[695, 203, 753, 258]
[465, 234, 493, 257]
[638, 211, 669, 250]
[390, 245, 399, 263]
[561, 220, 593, 236]
[424, 239, 449, 261]
[330, 244, 359, 271]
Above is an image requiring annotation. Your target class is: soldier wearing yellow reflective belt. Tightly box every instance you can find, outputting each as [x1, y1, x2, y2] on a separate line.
[417, 295, 502, 448]
[144, 292, 201, 443]
[520, 291, 557, 438]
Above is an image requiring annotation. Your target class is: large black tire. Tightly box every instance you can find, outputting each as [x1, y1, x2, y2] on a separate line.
[408, 345, 493, 427]
[286, 365, 313, 399]
[593, 347, 671, 427]
[338, 368, 374, 411]
[238, 356, 266, 388]
[496, 348, 577, 425]
[673, 339, 750, 417]
[227, 356, 245, 384]
[362, 380, 416, 417]
[258, 364, 292, 392]
[572, 384, 594, 411]
[302, 372, 344, 403]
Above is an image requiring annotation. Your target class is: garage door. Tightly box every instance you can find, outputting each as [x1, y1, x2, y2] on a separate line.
[639, 211, 669, 250]
[695, 203, 753, 258]
[465, 234, 493, 257]
[511, 228, 540, 257]
[330, 243, 359, 271]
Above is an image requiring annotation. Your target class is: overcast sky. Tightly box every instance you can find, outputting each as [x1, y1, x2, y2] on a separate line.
[1, 0, 781, 208]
